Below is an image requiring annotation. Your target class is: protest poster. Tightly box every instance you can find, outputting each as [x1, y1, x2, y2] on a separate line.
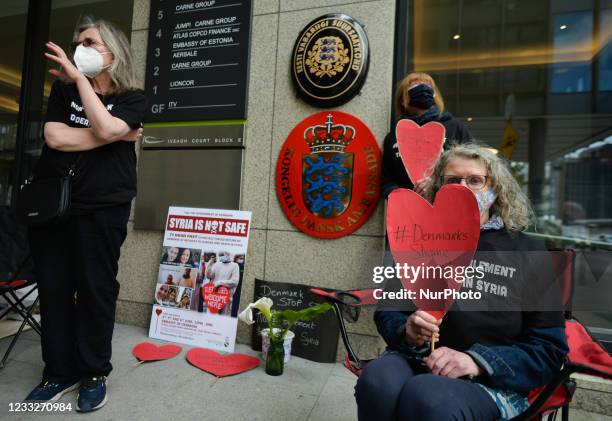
[149, 207, 251, 352]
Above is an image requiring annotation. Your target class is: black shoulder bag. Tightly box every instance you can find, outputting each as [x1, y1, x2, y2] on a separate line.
[16, 155, 81, 227]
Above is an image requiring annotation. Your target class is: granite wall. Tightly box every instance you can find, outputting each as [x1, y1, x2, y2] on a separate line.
[118, 0, 397, 359]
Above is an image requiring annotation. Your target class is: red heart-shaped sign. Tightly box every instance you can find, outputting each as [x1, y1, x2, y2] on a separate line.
[386, 185, 480, 319]
[396, 119, 445, 184]
[155, 308, 162, 316]
[132, 342, 182, 362]
[202, 282, 230, 313]
[186, 348, 260, 377]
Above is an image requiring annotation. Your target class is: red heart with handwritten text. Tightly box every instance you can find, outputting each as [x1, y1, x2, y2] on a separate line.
[386, 185, 480, 319]
[202, 282, 230, 313]
[396, 119, 445, 184]
[186, 348, 260, 377]
[155, 308, 162, 316]
[132, 342, 182, 362]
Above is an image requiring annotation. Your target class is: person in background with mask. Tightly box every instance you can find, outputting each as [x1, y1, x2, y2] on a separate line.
[382, 72, 472, 198]
[205, 251, 240, 316]
[356, 144, 567, 421]
[25, 16, 146, 412]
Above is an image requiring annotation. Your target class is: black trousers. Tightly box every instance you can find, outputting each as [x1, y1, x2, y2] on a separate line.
[28, 204, 130, 383]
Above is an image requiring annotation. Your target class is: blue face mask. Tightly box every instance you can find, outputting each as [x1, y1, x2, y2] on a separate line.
[474, 189, 497, 216]
[219, 255, 229, 263]
[408, 84, 435, 110]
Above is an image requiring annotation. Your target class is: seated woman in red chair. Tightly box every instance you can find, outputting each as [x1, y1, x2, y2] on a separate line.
[355, 144, 568, 420]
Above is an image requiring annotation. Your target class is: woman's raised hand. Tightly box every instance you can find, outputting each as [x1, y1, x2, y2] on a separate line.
[405, 310, 440, 347]
[45, 42, 83, 82]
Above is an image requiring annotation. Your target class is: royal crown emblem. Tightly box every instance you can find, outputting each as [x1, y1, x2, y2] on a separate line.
[276, 111, 381, 239]
[304, 114, 355, 153]
[302, 114, 356, 218]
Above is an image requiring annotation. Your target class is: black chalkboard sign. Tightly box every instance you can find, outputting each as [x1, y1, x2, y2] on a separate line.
[251, 279, 339, 363]
[145, 0, 252, 122]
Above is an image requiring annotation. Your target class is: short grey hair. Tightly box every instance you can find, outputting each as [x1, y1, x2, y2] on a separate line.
[74, 15, 137, 93]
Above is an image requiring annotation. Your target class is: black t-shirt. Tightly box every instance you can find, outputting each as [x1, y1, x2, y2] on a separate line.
[438, 229, 565, 351]
[381, 115, 472, 195]
[377, 229, 565, 351]
[35, 80, 147, 211]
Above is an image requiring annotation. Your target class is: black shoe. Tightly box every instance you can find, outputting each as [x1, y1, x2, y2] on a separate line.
[24, 380, 79, 401]
[76, 376, 107, 413]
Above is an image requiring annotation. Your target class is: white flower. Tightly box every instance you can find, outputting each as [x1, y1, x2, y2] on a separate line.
[238, 297, 273, 325]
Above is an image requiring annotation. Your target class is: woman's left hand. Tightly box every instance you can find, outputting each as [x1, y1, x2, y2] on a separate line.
[424, 347, 483, 378]
[45, 42, 84, 82]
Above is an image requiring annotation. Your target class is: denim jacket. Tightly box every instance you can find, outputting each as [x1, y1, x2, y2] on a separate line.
[374, 309, 568, 394]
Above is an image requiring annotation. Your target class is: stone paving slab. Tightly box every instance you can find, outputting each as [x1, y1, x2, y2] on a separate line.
[0, 324, 610, 420]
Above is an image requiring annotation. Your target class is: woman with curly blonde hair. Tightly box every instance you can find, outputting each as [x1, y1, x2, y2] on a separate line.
[356, 144, 567, 420]
[424, 144, 533, 231]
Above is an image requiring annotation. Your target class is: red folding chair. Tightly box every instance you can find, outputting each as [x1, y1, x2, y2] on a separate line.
[0, 206, 40, 369]
[310, 250, 612, 421]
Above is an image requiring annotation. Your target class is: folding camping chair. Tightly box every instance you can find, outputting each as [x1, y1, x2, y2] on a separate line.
[310, 249, 612, 421]
[0, 206, 40, 369]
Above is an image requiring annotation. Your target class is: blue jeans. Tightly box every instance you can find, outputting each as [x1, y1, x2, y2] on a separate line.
[355, 353, 500, 421]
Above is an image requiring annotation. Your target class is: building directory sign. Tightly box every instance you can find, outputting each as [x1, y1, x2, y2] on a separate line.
[145, 0, 253, 122]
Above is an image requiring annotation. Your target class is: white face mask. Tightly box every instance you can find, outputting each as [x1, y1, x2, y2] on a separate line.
[73, 45, 111, 78]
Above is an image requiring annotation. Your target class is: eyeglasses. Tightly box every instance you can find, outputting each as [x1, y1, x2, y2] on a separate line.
[70, 38, 106, 52]
[441, 175, 489, 190]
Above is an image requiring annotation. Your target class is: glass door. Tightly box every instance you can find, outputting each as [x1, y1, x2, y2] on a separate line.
[0, 1, 28, 206]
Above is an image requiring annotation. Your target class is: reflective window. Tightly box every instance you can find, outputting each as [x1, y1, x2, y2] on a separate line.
[409, 0, 612, 343]
[0, 2, 27, 206]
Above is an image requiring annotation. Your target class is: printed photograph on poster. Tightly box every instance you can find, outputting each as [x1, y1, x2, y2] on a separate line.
[160, 246, 201, 268]
[149, 207, 252, 352]
[155, 284, 179, 307]
[178, 288, 193, 309]
[157, 265, 197, 288]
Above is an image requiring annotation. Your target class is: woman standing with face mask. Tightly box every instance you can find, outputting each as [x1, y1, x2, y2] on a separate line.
[381, 72, 473, 198]
[24, 16, 146, 412]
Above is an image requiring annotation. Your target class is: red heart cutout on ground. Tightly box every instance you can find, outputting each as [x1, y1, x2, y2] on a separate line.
[132, 342, 182, 362]
[186, 348, 260, 377]
[202, 282, 231, 313]
[396, 119, 445, 184]
[386, 185, 480, 319]
[155, 308, 162, 316]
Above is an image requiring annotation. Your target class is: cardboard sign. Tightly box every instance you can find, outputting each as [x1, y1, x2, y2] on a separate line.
[386, 185, 480, 319]
[149, 207, 252, 353]
[396, 119, 445, 184]
[250, 279, 339, 363]
[132, 342, 182, 362]
[186, 348, 260, 377]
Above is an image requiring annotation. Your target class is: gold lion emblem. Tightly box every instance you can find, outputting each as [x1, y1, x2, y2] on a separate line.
[305, 36, 350, 78]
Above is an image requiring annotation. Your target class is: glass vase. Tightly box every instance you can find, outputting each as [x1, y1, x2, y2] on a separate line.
[265, 338, 285, 376]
